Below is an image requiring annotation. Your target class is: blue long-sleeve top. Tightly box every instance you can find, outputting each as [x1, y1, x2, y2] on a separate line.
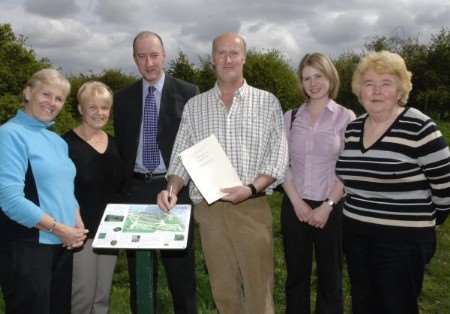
[0, 110, 78, 244]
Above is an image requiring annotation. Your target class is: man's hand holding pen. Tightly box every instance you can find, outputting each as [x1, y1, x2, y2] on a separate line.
[157, 184, 178, 212]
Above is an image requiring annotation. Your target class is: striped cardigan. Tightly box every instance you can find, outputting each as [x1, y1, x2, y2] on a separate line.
[336, 107, 450, 241]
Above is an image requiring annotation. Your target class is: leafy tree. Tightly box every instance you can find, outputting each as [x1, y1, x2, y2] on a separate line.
[53, 104, 79, 134]
[401, 29, 450, 117]
[195, 56, 216, 92]
[0, 94, 21, 124]
[168, 51, 197, 84]
[0, 24, 49, 97]
[399, 40, 428, 111]
[427, 29, 450, 87]
[364, 35, 407, 53]
[0, 24, 50, 124]
[416, 87, 450, 120]
[3, 23, 450, 125]
[356, 30, 450, 118]
[244, 50, 299, 111]
[334, 53, 361, 114]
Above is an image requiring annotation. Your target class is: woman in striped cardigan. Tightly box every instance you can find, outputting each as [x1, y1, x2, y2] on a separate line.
[336, 51, 450, 314]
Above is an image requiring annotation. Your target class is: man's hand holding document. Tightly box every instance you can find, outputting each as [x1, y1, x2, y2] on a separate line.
[179, 134, 242, 204]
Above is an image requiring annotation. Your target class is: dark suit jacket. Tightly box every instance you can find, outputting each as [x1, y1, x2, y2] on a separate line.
[113, 75, 199, 185]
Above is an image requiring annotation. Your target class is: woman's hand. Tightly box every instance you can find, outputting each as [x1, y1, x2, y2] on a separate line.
[308, 202, 332, 229]
[292, 199, 313, 223]
[53, 223, 88, 250]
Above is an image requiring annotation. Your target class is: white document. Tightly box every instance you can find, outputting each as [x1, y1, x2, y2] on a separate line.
[179, 134, 242, 204]
[92, 203, 191, 249]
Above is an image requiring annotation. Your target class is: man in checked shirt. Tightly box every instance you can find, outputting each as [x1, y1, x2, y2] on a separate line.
[157, 32, 288, 314]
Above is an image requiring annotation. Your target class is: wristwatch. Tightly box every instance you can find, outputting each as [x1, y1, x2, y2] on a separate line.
[48, 220, 57, 233]
[247, 183, 257, 196]
[325, 199, 335, 207]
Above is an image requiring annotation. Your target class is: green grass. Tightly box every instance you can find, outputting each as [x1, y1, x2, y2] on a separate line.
[105, 192, 450, 314]
[2, 199, 449, 314]
[104, 186, 450, 314]
[1, 121, 450, 313]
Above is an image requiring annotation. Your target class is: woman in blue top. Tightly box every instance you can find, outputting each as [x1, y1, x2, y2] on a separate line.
[0, 68, 88, 314]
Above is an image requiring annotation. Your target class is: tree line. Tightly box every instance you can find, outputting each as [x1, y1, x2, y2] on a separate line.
[1, 23, 449, 133]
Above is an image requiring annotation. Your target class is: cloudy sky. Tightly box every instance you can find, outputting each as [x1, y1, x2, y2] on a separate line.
[1, 0, 449, 76]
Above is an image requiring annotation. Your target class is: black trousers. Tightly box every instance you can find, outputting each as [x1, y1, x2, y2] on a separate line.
[0, 242, 72, 314]
[281, 196, 343, 314]
[343, 232, 435, 314]
[124, 177, 196, 314]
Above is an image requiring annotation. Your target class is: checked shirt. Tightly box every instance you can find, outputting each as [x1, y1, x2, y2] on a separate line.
[168, 81, 288, 204]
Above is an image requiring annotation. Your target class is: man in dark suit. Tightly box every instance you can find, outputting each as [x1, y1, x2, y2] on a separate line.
[113, 31, 198, 314]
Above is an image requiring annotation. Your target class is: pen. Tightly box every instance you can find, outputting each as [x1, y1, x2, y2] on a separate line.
[168, 185, 173, 203]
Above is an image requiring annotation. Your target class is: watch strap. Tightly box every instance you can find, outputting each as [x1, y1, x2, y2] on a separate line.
[247, 183, 257, 196]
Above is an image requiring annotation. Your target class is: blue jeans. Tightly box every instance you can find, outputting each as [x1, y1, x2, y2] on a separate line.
[344, 233, 435, 314]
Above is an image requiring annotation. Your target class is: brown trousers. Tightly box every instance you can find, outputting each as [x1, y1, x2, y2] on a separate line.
[194, 197, 275, 314]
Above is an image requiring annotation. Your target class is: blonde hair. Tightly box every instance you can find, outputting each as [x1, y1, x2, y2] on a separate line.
[77, 81, 113, 108]
[23, 68, 70, 103]
[352, 50, 412, 106]
[298, 52, 340, 100]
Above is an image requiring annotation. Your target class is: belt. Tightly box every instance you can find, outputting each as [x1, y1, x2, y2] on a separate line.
[132, 172, 166, 181]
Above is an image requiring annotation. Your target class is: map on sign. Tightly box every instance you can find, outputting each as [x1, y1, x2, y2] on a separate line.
[123, 207, 185, 233]
[92, 203, 191, 249]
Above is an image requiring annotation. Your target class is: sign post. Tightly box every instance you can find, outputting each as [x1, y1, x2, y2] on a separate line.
[135, 251, 154, 314]
[92, 203, 192, 314]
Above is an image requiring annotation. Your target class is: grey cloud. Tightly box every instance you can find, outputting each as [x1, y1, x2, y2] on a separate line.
[415, 4, 450, 27]
[2, 0, 448, 76]
[239, 2, 309, 22]
[40, 32, 136, 75]
[308, 12, 369, 46]
[22, 19, 90, 49]
[374, 7, 417, 39]
[24, 0, 79, 18]
[181, 18, 241, 42]
[94, 0, 143, 24]
[247, 22, 266, 33]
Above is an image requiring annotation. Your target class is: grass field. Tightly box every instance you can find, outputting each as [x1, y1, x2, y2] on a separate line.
[1, 121, 450, 313]
[106, 193, 450, 314]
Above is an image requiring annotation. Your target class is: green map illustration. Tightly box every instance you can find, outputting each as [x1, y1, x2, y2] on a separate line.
[122, 206, 185, 233]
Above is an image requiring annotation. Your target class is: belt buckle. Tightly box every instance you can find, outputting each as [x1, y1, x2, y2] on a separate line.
[143, 172, 153, 181]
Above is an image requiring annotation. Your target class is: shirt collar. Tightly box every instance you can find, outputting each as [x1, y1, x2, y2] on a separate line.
[213, 79, 249, 99]
[300, 99, 337, 113]
[325, 99, 338, 112]
[143, 72, 165, 94]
